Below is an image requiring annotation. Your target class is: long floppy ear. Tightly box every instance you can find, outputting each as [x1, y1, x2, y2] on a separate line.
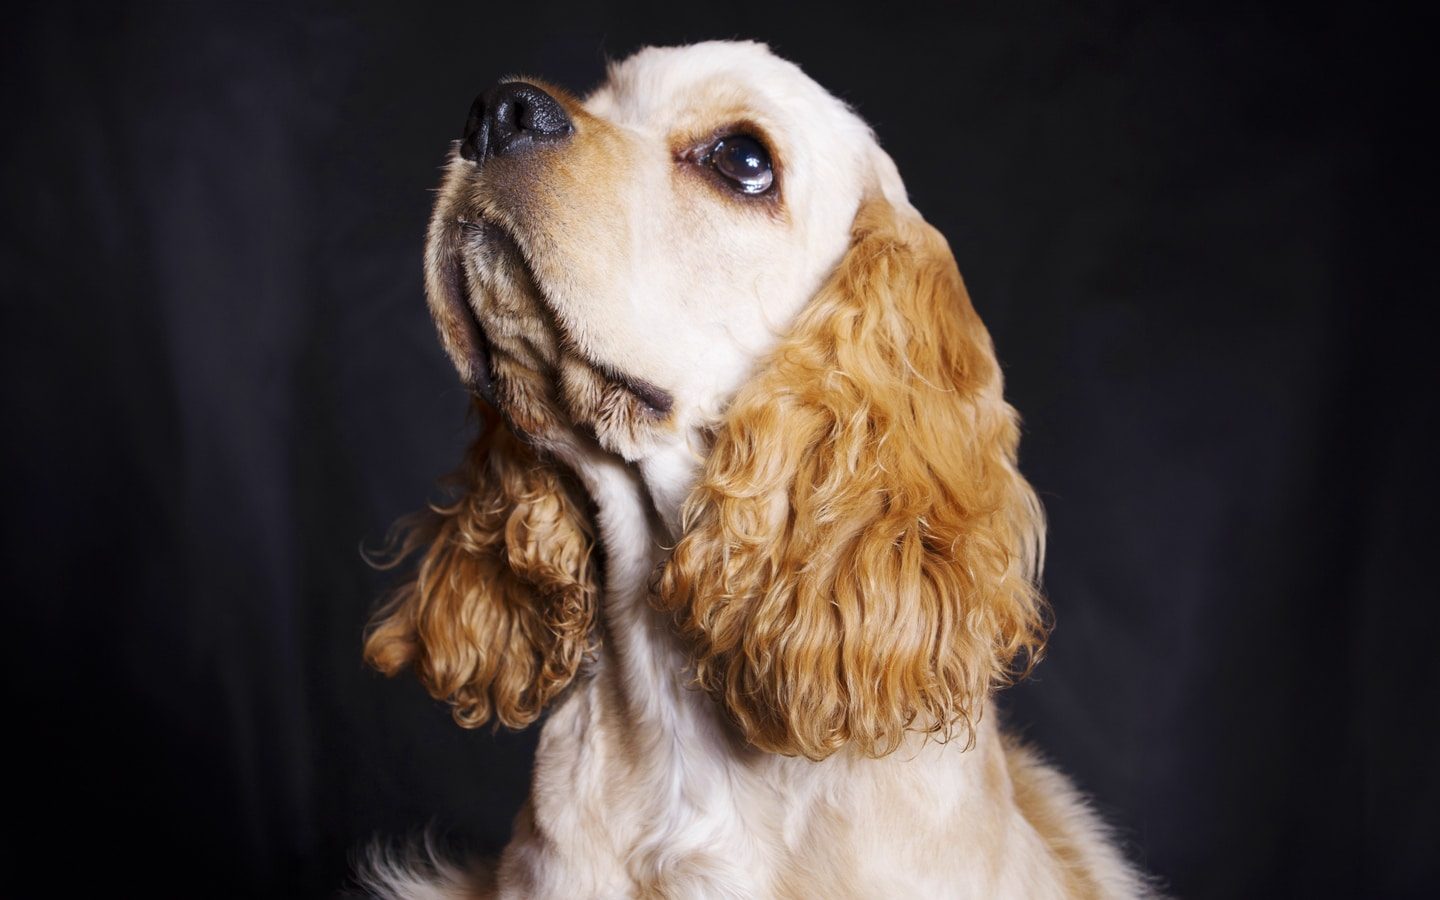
[365, 401, 598, 729]
[658, 195, 1048, 761]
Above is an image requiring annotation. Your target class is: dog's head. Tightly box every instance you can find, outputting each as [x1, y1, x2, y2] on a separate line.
[367, 41, 1048, 760]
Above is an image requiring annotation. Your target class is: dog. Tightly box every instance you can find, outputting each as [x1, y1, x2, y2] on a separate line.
[361, 40, 1152, 899]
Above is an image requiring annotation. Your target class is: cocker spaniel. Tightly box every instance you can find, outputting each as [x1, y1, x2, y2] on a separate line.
[362, 41, 1151, 899]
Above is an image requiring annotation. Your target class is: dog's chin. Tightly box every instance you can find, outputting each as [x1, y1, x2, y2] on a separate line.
[457, 216, 676, 460]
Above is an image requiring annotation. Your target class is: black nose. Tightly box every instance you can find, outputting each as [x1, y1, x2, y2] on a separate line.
[460, 82, 572, 163]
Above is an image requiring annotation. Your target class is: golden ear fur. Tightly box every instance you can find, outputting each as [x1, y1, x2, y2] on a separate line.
[657, 196, 1048, 761]
[365, 403, 597, 729]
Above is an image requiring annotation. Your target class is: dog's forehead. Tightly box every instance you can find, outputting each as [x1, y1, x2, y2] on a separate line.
[585, 41, 860, 142]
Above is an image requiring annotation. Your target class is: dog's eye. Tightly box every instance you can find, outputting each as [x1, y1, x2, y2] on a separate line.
[708, 136, 773, 195]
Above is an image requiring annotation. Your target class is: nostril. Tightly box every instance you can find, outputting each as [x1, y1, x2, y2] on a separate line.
[460, 94, 488, 162]
[461, 82, 572, 163]
[508, 87, 570, 138]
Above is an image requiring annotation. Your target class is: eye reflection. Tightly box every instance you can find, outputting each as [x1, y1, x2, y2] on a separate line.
[708, 135, 774, 195]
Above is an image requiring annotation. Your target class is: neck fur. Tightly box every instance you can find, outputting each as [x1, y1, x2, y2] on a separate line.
[556, 441, 722, 741]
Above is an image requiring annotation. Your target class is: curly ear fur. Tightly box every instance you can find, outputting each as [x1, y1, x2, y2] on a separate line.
[657, 196, 1049, 761]
[365, 403, 598, 729]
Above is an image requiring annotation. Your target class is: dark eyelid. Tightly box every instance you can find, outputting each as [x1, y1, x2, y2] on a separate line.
[673, 121, 775, 163]
[705, 133, 765, 157]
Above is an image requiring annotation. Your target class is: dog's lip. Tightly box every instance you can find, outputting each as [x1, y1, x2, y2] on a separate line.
[461, 304, 498, 407]
[454, 214, 675, 420]
[445, 225, 499, 406]
[594, 363, 674, 417]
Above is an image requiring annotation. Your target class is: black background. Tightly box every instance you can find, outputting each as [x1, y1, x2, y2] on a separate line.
[3, 2, 1433, 897]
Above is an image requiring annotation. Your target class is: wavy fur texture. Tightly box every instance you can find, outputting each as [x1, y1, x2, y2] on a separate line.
[658, 197, 1048, 761]
[364, 405, 597, 730]
[355, 833, 494, 900]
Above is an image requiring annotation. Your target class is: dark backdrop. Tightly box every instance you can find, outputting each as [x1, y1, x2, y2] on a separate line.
[3, 2, 1432, 897]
